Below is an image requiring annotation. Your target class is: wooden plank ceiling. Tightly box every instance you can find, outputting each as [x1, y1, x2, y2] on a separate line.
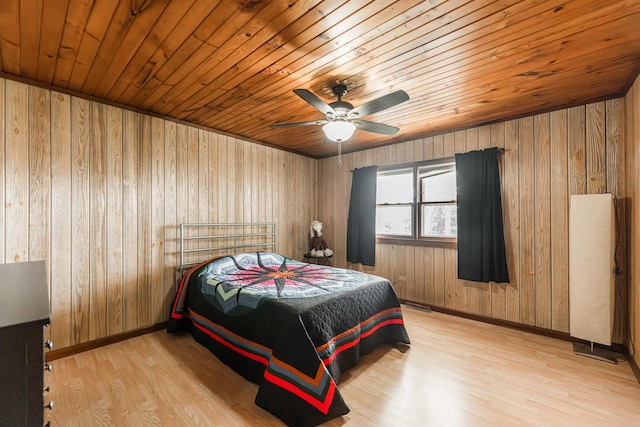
[1, 0, 639, 158]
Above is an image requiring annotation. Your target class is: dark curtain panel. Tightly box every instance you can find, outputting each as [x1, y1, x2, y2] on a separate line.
[455, 148, 509, 283]
[347, 165, 378, 266]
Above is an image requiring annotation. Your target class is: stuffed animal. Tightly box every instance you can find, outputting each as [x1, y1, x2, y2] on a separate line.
[309, 220, 333, 257]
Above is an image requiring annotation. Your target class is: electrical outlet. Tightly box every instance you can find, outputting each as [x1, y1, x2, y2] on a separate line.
[399, 275, 407, 281]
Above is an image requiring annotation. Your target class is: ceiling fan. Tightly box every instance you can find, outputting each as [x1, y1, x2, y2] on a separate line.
[270, 84, 410, 143]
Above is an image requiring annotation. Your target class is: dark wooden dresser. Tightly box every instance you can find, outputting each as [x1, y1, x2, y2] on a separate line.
[0, 261, 52, 427]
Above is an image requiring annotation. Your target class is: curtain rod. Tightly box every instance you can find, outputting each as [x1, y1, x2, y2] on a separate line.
[349, 147, 507, 172]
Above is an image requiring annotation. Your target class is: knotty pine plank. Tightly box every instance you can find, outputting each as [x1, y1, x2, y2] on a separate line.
[586, 102, 607, 194]
[315, 154, 327, 260]
[122, 110, 140, 332]
[4, 80, 29, 264]
[444, 249, 457, 310]
[265, 146, 274, 250]
[334, 152, 348, 267]
[423, 136, 434, 161]
[106, 105, 124, 337]
[259, 145, 267, 228]
[89, 101, 108, 340]
[216, 135, 229, 225]
[196, 129, 209, 263]
[518, 116, 536, 326]
[50, 91, 72, 348]
[207, 132, 219, 227]
[411, 247, 425, 303]
[337, 157, 353, 264]
[151, 118, 166, 324]
[253, 144, 262, 230]
[411, 137, 424, 162]
[423, 247, 435, 305]
[182, 125, 197, 265]
[197, 130, 209, 224]
[550, 109, 569, 333]
[395, 141, 409, 164]
[275, 147, 286, 255]
[503, 119, 520, 324]
[239, 137, 249, 228]
[136, 114, 153, 327]
[28, 86, 51, 264]
[397, 245, 408, 300]
[534, 113, 552, 329]
[568, 105, 587, 196]
[71, 96, 91, 344]
[433, 248, 446, 308]
[163, 121, 178, 317]
[219, 135, 232, 226]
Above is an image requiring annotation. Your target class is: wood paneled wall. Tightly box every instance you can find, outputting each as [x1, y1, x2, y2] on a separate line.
[318, 99, 627, 342]
[625, 75, 640, 367]
[0, 74, 633, 352]
[0, 78, 317, 349]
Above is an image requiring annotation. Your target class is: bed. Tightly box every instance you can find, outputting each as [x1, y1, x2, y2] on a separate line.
[168, 223, 410, 426]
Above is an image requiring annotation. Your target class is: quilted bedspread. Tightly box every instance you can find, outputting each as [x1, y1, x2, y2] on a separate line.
[168, 252, 410, 426]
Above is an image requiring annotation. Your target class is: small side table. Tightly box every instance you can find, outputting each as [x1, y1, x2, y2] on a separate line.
[303, 253, 332, 265]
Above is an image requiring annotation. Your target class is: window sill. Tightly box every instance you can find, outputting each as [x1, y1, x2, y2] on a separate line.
[376, 237, 457, 249]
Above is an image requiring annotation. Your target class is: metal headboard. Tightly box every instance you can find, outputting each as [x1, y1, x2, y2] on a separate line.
[179, 222, 277, 277]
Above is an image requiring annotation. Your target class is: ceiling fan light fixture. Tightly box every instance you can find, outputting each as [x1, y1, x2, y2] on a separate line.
[323, 119, 356, 142]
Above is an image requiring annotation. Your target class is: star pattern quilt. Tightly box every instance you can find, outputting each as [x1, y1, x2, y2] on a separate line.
[168, 252, 410, 426]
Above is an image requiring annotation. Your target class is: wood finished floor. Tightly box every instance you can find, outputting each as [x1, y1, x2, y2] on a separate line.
[47, 306, 640, 426]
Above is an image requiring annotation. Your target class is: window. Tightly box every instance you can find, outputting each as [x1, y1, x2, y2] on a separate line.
[376, 158, 457, 247]
[375, 168, 413, 236]
[418, 160, 457, 238]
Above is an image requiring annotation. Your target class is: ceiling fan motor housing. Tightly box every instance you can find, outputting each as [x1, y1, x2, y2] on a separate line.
[329, 85, 353, 118]
[331, 84, 348, 98]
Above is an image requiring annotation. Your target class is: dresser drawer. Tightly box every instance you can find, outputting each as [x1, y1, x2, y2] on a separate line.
[0, 322, 46, 426]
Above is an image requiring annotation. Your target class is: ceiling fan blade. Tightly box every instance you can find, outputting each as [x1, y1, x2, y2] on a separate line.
[293, 89, 336, 116]
[270, 119, 327, 129]
[349, 90, 409, 118]
[352, 120, 400, 135]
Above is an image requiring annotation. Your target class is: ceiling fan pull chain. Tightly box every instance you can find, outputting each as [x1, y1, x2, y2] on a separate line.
[337, 142, 343, 168]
